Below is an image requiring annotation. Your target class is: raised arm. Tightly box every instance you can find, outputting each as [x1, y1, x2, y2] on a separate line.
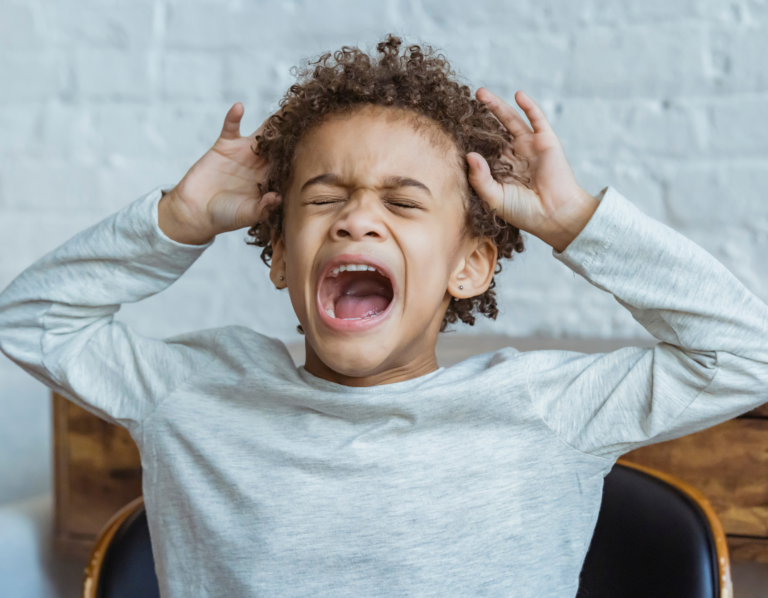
[469, 89, 768, 461]
[0, 104, 280, 432]
[0, 186, 217, 430]
[524, 184, 768, 460]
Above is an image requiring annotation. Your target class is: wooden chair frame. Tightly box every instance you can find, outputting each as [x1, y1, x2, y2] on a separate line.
[617, 458, 733, 598]
[82, 462, 732, 598]
[82, 495, 145, 598]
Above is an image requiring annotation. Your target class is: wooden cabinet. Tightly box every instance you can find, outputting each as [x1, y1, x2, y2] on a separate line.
[52, 380, 768, 561]
[52, 392, 142, 556]
[622, 403, 768, 563]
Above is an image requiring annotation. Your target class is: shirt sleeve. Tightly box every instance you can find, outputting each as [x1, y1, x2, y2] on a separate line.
[524, 186, 768, 462]
[0, 185, 221, 432]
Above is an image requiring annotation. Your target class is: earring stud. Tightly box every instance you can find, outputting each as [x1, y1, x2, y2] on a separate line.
[280, 276, 284, 281]
[459, 285, 463, 290]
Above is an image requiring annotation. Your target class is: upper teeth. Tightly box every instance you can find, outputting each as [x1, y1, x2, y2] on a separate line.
[329, 264, 387, 277]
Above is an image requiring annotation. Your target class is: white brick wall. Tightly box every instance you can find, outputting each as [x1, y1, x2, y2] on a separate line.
[1, 0, 768, 503]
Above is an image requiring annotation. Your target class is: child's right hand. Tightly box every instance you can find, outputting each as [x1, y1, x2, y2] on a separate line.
[158, 103, 281, 246]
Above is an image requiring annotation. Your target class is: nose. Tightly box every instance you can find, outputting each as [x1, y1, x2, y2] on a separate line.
[330, 193, 388, 242]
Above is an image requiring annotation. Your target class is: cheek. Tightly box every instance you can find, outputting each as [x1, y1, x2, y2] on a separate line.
[283, 211, 320, 271]
[282, 215, 323, 314]
[401, 222, 459, 306]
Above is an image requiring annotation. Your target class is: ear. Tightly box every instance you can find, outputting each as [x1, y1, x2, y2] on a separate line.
[269, 233, 288, 289]
[448, 237, 497, 299]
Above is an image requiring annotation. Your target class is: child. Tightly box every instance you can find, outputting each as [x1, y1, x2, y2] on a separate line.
[1, 34, 767, 598]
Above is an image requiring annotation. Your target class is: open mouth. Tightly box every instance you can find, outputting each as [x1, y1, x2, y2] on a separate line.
[318, 262, 394, 321]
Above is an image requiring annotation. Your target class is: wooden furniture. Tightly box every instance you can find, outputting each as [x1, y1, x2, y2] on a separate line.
[53, 392, 142, 556]
[52, 336, 768, 561]
[622, 402, 768, 563]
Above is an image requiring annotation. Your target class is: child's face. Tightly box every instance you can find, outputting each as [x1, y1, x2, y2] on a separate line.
[270, 105, 496, 383]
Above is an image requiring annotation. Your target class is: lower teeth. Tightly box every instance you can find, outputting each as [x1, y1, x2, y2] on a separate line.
[325, 308, 381, 320]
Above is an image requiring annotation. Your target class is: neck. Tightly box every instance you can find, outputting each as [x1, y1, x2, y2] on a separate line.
[303, 341, 440, 387]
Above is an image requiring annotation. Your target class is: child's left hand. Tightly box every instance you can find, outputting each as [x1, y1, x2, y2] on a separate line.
[467, 89, 599, 253]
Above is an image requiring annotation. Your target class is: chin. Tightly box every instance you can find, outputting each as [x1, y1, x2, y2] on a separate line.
[312, 337, 396, 378]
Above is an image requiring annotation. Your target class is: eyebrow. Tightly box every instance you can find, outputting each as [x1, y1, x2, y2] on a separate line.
[300, 172, 432, 197]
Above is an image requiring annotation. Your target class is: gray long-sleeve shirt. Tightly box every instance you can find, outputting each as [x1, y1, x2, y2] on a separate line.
[1, 184, 767, 597]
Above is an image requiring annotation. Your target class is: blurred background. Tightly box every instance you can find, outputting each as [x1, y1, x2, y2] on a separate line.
[1, 0, 767, 596]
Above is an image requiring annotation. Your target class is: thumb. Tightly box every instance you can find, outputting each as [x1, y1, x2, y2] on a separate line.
[219, 102, 244, 141]
[466, 153, 503, 211]
[241, 191, 281, 226]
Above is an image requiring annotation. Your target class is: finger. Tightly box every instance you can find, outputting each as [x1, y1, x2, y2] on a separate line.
[476, 88, 532, 138]
[257, 191, 281, 219]
[220, 102, 244, 140]
[514, 91, 553, 135]
[239, 192, 282, 228]
[466, 153, 503, 212]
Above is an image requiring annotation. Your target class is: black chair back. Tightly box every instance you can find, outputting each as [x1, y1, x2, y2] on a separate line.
[92, 463, 724, 598]
[577, 463, 721, 598]
[97, 505, 160, 598]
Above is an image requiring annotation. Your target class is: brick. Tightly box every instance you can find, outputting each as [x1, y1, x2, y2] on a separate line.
[1, 0, 768, 352]
[97, 159, 189, 213]
[571, 160, 667, 222]
[623, 0, 706, 20]
[279, 1, 392, 37]
[490, 293, 648, 338]
[553, 99, 627, 160]
[166, 4, 275, 50]
[0, 211, 103, 271]
[557, 97, 710, 177]
[40, 1, 154, 49]
[115, 268, 221, 339]
[705, 28, 768, 93]
[75, 49, 152, 100]
[485, 33, 570, 97]
[81, 103, 229, 162]
[0, 105, 41, 156]
[565, 25, 710, 98]
[622, 99, 706, 157]
[150, 104, 232, 161]
[186, 240, 300, 337]
[402, 0, 500, 31]
[224, 50, 293, 111]
[676, 225, 768, 300]
[0, 52, 67, 102]
[0, 160, 101, 212]
[707, 97, 768, 154]
[484, 234, 648, 337]
[84, 104, 163, 160]
[664, 161, 768, 228]
[0, 4, 39, 48]
[445, 0, 609, 32]
[36, 102, 100, 161]
[162, 52, 224, 101]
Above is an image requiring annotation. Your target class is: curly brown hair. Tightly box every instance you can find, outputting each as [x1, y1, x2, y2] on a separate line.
[246, 33, 526, 332]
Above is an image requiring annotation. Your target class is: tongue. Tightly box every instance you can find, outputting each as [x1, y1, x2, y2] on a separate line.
[335, 294, 389, 320]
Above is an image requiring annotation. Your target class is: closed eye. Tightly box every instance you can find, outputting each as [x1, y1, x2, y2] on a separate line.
[305, 197, 420, 209]
[385, 199, 421, 210]
[306, 197, 346, 205]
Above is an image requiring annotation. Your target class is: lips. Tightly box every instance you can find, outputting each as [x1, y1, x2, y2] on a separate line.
[316, 254, 396, 330]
